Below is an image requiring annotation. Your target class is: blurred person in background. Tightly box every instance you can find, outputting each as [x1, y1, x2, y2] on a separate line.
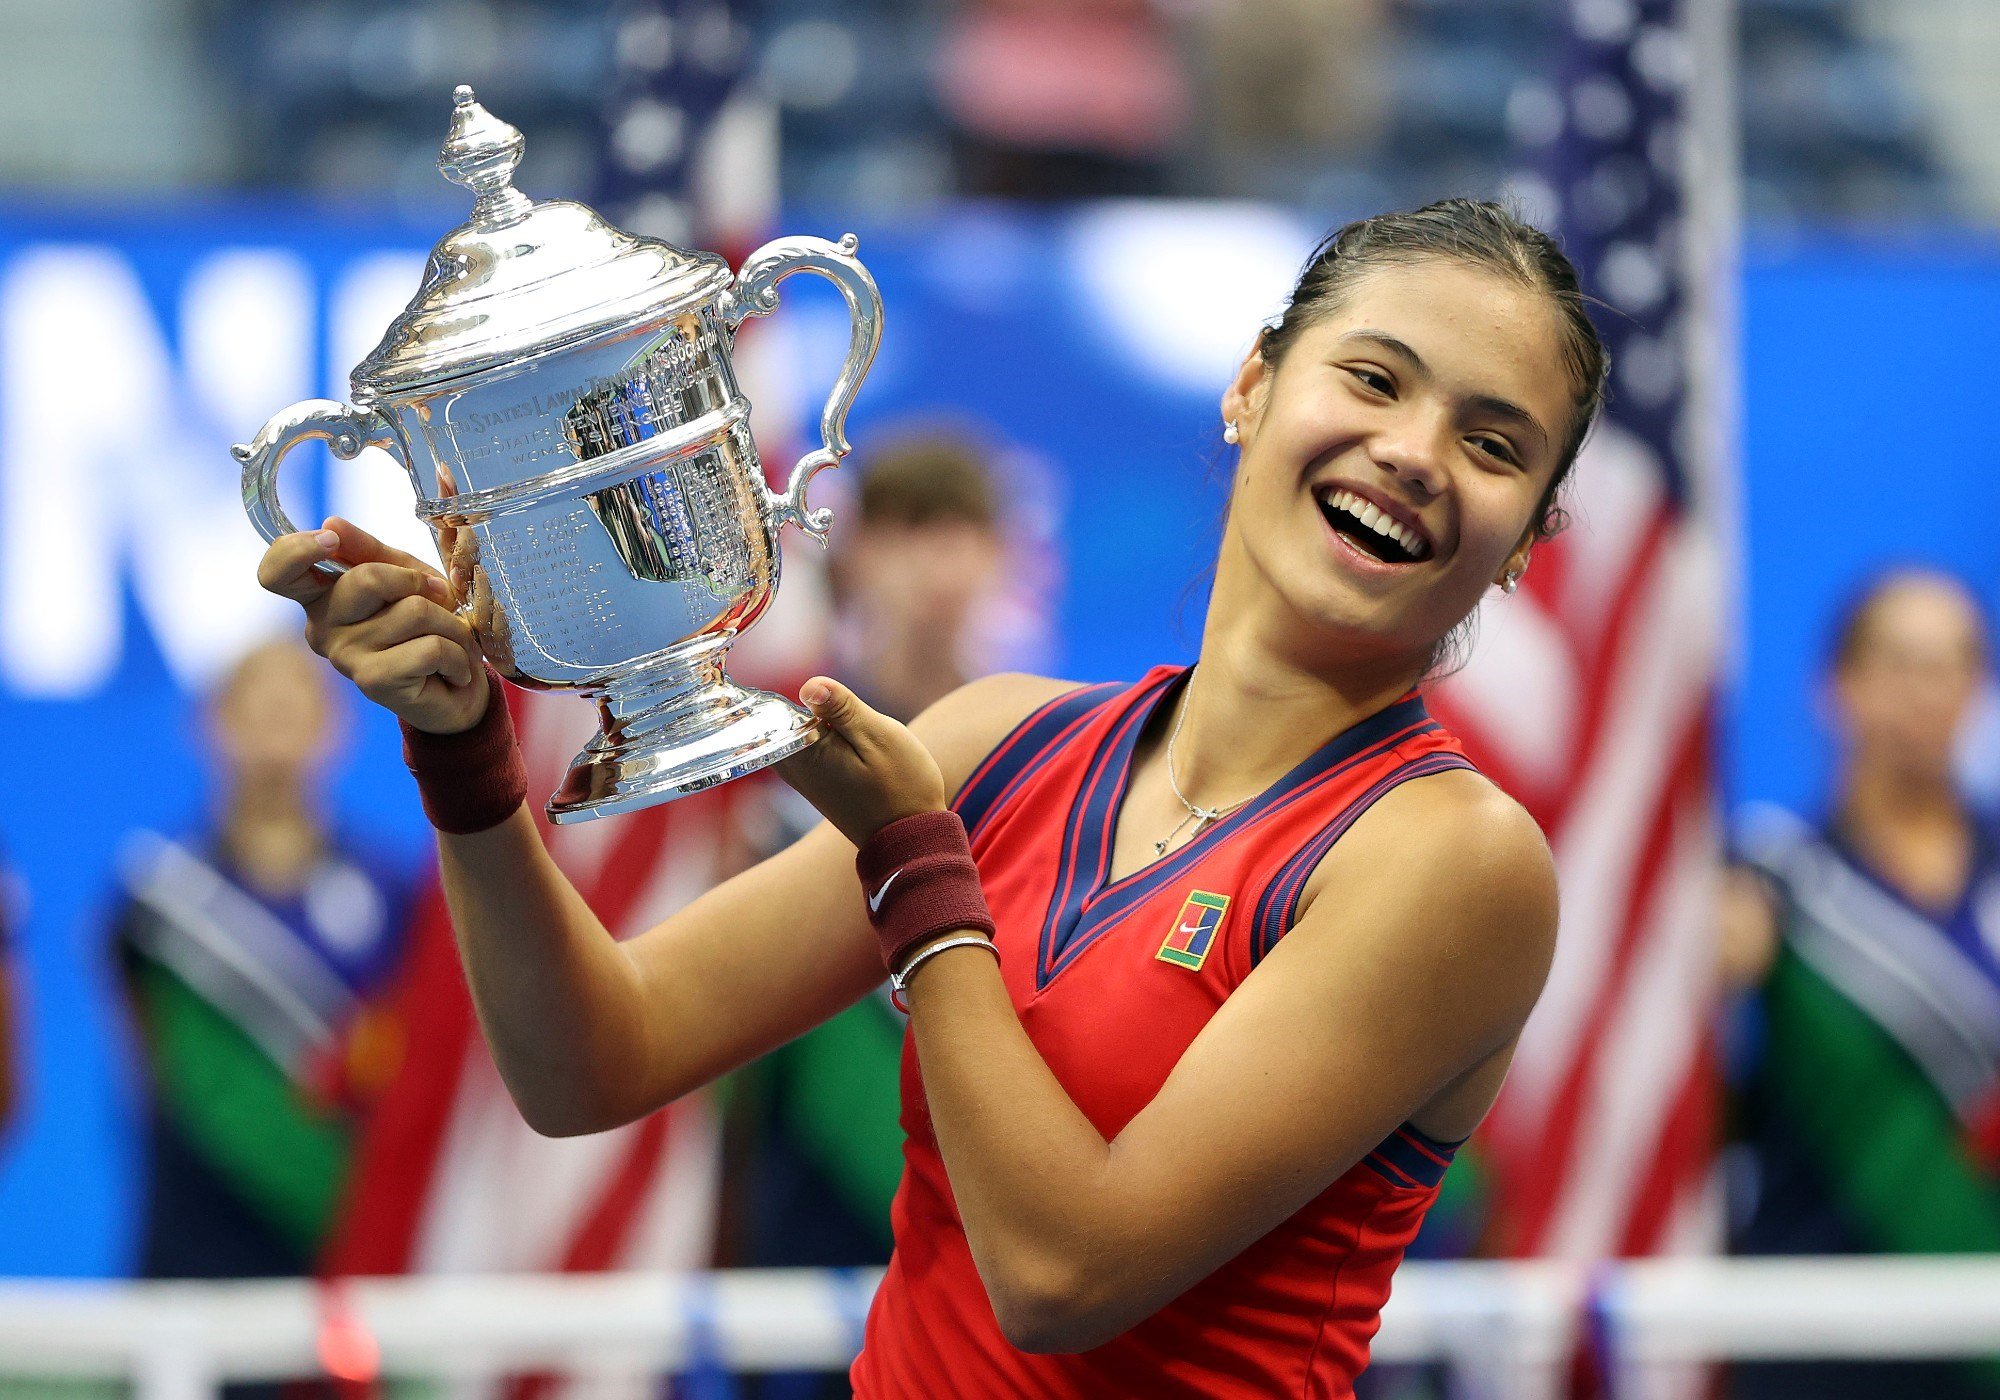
[935, 0, 1189, 198]
[1727, 568, 2000, 1400]
[722, 431, 1011, 1284]
[1190, 0, 1388, 202]
[111, 637, 411, 1279]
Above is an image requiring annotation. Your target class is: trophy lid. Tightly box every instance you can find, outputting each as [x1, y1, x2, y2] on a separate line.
[352, 86, 732, 397]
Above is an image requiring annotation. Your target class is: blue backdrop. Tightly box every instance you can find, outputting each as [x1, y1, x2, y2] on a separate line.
[0, 202, 1995, 1274]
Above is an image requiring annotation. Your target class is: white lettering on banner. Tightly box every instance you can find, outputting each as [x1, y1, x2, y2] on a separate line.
[327, 251, 440, 568]
[0, 246, 310, 696]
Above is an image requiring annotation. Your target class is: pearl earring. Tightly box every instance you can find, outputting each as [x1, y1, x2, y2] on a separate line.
[1223, 420, 1239, 444]
[1500, 569, 1521, 594]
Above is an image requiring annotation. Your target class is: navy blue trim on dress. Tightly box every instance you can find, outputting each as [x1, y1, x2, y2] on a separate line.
[1033, 669, 1442, 989]
[1249, 751, 1480, 965]
[1360, 1122, 1465, 1191]
[1036, 671, 1180, 980]
[951, 681, 1124, 843]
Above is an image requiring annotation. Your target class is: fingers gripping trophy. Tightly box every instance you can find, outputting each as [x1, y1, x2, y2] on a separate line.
[238, 87, 883, 822]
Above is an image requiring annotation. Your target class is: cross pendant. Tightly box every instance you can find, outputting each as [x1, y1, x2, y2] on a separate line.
[1155, 809, 1222, 857]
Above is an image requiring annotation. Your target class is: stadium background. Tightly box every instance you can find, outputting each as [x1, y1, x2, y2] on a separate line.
[2, 0, 2000, 1383]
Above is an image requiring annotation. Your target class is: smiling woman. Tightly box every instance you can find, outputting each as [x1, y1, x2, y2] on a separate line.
[256, 197, 1609, 1400]
[1221, 199, 1607, 681]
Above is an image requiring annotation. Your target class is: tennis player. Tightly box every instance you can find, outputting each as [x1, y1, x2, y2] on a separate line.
[258, 198, 1605, 1397]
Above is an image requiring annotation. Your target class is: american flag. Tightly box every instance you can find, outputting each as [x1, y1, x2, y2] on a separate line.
[1431, 0, 1731, 1285]
[327, 0, 780, 1339]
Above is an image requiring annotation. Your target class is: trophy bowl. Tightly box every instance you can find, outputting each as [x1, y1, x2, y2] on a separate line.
[237, 86, 882, 823]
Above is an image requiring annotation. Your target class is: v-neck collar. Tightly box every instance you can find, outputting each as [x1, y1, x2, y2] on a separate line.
[1033, 667, 1436, 989]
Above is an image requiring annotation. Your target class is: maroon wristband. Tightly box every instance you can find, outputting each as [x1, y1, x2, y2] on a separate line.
[855, 809, 996, 974]
[398, 667, 528, 835]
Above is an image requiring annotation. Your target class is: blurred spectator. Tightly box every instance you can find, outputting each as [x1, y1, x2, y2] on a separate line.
[1187, 0, 1388, 200]
[1728, 569, 2000, 1400]
[111, 638, 411, 1279]
[935, 0, 1189, 198]
[720, 430, 1010, 1287]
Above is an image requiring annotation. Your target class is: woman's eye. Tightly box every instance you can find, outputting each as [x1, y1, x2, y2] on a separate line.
[1347, 367, 1394, 395]
[1471, 436, 1519, 465]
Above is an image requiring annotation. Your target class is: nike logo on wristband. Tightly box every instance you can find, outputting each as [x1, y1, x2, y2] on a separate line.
[868, 869, 902, 913]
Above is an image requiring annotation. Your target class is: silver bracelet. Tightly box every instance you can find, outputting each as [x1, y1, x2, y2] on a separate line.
[889, 934, 999, 1011]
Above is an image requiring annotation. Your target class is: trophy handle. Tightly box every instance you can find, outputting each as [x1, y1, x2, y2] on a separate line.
[234, 399, 405, 578]
[720, 233, 883, 546]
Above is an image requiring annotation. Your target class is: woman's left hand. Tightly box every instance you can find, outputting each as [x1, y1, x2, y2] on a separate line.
[775, 677, 948, 847]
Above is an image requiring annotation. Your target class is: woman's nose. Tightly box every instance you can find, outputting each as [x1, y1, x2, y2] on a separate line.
[1370, 420, 1448, 497]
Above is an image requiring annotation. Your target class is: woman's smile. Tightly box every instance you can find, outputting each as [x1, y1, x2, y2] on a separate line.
[1310, 481, 1437, 574]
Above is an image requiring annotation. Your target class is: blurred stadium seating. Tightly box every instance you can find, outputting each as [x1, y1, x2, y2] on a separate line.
[1, 0, 1989, 225]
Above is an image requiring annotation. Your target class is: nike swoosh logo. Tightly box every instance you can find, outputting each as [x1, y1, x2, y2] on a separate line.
[1179, 922, 1204, 935]
[868, 869, 902, 913]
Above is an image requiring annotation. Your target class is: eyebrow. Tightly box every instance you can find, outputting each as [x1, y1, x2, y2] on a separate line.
[1338, 328, 1552, 449]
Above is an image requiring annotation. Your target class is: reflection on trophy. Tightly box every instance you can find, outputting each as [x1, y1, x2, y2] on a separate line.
[236, 85, 883, 822]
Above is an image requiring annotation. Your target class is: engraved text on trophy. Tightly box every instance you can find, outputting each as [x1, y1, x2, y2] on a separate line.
[561, 321, 725, 461]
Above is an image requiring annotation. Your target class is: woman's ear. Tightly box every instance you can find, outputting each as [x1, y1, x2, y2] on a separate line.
[1221, 345, 1269, 438]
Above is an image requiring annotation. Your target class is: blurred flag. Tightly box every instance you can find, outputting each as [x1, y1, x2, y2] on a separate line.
[1432, 0, 1734, 1328]
[324, 0, 796, 1367]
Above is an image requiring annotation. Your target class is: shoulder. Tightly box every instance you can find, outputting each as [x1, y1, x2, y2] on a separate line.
[907, 672, 1095, 797]
[1297, 768, 1558, 1021]
[1368, 766, 1554, 874]
[1354, 767, 1557, 929]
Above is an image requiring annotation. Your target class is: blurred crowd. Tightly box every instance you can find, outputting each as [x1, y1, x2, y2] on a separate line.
[5, 0, 1994, 225]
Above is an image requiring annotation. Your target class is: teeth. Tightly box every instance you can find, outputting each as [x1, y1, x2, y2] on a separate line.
[1323, 487, 1423, 558]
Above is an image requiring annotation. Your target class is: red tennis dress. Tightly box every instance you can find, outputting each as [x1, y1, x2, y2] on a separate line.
[850, 665, 1478, 1399]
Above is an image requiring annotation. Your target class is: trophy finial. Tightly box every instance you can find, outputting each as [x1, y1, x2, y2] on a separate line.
[438, 85, 531, 230]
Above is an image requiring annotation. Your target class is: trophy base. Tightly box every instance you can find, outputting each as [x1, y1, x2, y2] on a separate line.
[545, 649, 822, 824]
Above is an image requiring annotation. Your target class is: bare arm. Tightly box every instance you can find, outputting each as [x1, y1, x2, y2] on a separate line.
[259, 512, 1072, 1137]
[446, 669, 1074, 1135]
[437, 808, 876, 1135]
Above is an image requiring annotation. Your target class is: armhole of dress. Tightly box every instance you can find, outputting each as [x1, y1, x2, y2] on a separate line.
[950, 682, 1122, 843]
[1360, 1120, 1468, 1190]
[1246, 752, 1479, 968]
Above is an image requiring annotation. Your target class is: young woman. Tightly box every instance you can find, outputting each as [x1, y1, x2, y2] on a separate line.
[257, 198, 1606, 1397]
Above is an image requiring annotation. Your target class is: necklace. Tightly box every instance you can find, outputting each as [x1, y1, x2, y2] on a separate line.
[1154, 683, 1255, 856]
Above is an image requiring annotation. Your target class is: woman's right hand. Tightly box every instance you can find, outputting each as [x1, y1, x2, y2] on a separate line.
[256, 515, 490, 735]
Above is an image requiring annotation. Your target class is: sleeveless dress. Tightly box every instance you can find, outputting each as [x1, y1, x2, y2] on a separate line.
[852, 665, 1478, 1398]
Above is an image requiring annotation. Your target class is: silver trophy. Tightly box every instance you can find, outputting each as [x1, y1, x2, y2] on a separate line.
[238, 86, 882, 822]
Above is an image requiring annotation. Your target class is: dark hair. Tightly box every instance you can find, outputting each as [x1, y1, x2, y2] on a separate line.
[857, 433, 1000, 530]
[1255, 198, 1609, 679]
